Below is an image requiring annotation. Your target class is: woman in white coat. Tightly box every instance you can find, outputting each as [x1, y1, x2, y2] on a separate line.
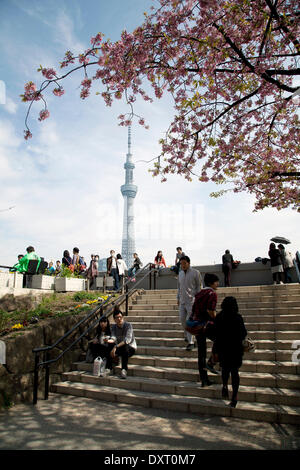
[117, 254, 128, 293]
[278, 244, 294, 283]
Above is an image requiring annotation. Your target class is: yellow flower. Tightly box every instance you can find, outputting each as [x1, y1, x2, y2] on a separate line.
[12, 323, 23, 330]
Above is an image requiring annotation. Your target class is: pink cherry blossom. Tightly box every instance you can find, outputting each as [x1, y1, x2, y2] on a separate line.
[38, 109, 50, 121]
[53, 87, 65, 97]
[22, 0, 300, 211]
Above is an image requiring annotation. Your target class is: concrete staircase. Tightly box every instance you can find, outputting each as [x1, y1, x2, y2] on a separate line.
[51, 284, 300, 424]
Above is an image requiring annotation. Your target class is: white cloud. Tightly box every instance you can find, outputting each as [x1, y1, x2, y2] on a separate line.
[54, 10, 86, 54]
[3, 97, 18, 114]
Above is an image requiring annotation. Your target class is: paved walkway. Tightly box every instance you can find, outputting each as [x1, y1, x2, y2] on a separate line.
[0, 394, 299, 450]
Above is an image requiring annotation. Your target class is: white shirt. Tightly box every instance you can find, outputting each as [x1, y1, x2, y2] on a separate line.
[117, 259, 128, 276]
[177, 267, 202, 305]
[111, 256, 117, 269]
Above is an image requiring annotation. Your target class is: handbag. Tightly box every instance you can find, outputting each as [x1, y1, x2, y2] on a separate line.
[243, 337, 255, 352]
[185, 324, 205, 335]
[93, 356, 103, 376]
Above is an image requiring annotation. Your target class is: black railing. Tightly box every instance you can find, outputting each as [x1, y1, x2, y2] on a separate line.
[32, 262, 158, 404]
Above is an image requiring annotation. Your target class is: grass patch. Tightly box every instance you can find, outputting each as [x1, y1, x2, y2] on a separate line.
[0, 291, 117, 336]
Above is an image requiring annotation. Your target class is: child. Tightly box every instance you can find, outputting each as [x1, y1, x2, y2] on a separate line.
[55, 260, 61, 274]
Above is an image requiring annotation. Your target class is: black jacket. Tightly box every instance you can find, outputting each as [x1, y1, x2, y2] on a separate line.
[214, 310, 247, 368]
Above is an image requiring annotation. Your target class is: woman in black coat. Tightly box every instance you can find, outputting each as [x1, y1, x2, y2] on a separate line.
[268, 242, 284, 284]
[214, 296, 247, 408]
[86, 316, 115, 372]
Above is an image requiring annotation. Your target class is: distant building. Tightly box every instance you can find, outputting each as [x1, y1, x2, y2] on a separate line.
[120, 126, 138, 268]
[98, 258, 107, 273]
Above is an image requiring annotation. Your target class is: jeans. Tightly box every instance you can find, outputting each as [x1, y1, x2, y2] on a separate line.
[110, 268, 120, 290]
[196, 332, 217, 381]
[128, 267, 136, 278]
[115, 344, 135, 370]
[284, 267, 293, 283]
[179, 303, 193, 344]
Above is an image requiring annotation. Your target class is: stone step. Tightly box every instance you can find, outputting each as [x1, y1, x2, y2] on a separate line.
[136, 292, 300, 301]
[133, 344, 294, 362]
[134, 299, 300, 309]
[63, 370, 300, 407]
[141, 285, 299, 294]
[51, 379, 300, 424]
[129, 304, 300, 314]
[139, 288, 300, 298]
[130, 312, 300, 323]
[74, 362, 300, 390]
[127, 318, 300, 331]
[129, 356, 300, 376]
[78, 353, 300, 375]
[132, 328, 300, 341]
[134, 336, 297, 350]
[128, 320, 300, 335]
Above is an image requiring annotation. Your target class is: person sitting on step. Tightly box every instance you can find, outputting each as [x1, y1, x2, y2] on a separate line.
[86, 315, 115, 375]
[110, 306, 137, 379]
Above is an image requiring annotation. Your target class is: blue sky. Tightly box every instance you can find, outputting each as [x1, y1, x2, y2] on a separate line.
[0, 0, 299, 269]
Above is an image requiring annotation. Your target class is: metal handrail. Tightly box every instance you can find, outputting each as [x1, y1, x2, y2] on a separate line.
[32, 262, 158, 404]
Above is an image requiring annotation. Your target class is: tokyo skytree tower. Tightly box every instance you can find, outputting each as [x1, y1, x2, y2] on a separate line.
[121, 126, 138, 268]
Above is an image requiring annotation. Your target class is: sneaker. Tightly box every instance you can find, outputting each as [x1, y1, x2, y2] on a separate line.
[206, 362, 220, 375]
[99, 359, 107, 377]
[131, 278, 136, 282]
[106, 369, 114, 377]
[229, 400, 237, 408]
[186, 343, 194, 351]
[120, 369, 127, 379]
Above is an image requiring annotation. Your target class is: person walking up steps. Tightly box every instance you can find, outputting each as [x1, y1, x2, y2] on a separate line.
[177, 256, 202, 351]
[188, 273, 220, 386]
[214, 296, 247, 408]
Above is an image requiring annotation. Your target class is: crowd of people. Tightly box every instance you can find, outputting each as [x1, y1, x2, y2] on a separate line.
[10, 242, 296, 409]
[86, 254, 248, 409]
[12, 243, 295, 290]
[268, 243, 295, 284]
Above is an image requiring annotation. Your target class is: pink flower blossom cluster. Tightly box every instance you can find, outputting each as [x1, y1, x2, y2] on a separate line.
[41, 68, 57, 79]
[38, 109, 50, 121]
[53, 87, 65, 97]
[21, 81, 41, 102]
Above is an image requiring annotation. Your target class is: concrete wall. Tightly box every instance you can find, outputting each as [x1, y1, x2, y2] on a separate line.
[133, 262, 299, 290]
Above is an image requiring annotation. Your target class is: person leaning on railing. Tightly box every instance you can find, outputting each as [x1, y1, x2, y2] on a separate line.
[12, 246, 41, 273]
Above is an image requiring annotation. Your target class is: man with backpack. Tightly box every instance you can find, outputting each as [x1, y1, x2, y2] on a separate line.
[188, 273, 220, 386]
